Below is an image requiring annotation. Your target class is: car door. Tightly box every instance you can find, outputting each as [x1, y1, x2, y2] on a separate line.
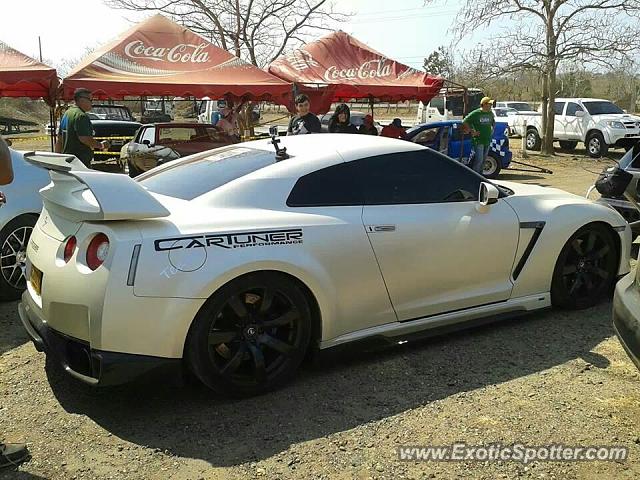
[553, 101, 566, 138]
[447, 123, 471, 163]
[130, 126, 157, 171]
[563, 102, 586, 140]
[358, 149, 520, 321]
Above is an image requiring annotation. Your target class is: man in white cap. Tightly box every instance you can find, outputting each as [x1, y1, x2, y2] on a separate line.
[462, 96, 495, 175]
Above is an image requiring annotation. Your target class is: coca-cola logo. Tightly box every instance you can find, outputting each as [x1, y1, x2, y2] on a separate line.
[323, 58, 393, 82]
[285, 49, 319, 72]
[124, 41, 210, 63]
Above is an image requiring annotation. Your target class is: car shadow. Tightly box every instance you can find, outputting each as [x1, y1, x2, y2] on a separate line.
[0, 300, 28, 355]
[0, 470, 49, 480]
[45, 302, 615, 467]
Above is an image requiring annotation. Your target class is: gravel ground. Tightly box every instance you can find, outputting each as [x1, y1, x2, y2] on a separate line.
[2, 147, 640, 480]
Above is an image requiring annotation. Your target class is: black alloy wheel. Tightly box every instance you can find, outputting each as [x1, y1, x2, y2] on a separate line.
[551, 224, 618, 309]
[187, 273, 311, 396]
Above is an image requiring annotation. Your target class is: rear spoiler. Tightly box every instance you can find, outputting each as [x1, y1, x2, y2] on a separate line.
[23, 152, 170, 221]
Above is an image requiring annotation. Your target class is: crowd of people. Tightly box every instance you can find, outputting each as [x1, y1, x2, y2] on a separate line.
[286, 93, 410, 140]
[52, 89, 494, 178]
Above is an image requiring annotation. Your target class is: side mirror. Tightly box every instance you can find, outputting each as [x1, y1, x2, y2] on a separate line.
[477, 182, 499, 212]
[142, 139, 152, 146]
[575, 110, 585, 118]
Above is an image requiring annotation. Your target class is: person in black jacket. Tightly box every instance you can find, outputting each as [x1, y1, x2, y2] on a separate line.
[358, 114, 378, 135]
[328, 104, 358, 134]
[287, 94, 321, 135]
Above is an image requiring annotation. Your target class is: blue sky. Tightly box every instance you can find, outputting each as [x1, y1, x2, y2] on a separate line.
[2, 0, 467, 69]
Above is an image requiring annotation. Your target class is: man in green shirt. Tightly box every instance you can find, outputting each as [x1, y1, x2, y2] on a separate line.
[55, 88, 108, 167]
[462, 96, 495, 175]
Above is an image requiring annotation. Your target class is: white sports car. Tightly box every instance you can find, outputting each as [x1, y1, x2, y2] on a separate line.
[18, 134, 631, 396]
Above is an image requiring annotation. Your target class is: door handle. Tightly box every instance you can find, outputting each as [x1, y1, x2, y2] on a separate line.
[366, 224, 396, 232]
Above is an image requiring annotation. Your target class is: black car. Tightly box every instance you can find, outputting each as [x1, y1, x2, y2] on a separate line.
[89, 105, 142, 163]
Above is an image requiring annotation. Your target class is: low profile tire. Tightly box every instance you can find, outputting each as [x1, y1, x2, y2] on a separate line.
[186, 272, 312, 396]
[483, 154, 501, 179]
[586, 131, 608, 158]
[0, 216, 37, 301]
[559, 140, 578, 151]
[526, 128, 541, 151]
[551, 224, 618, 309]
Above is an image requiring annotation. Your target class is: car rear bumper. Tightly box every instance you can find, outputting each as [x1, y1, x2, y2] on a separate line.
[18, 291, 183, 387]
[613, 272, 640, 370]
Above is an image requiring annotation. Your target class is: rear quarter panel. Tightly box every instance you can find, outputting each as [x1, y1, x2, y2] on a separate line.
[131, 204, 396, 343]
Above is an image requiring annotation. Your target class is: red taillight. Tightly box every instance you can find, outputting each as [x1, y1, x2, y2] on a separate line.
[86, 233, 110, 271]
[63, 236, 77, 263]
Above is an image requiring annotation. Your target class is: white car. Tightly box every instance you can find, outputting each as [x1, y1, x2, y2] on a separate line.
[514, 98, 640, 157]
[18, 135, 631, 396]
[494, 101, 537, 115]
[0, 149, 77, 300]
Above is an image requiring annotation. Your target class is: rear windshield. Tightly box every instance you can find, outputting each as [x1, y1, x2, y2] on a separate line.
[137, 146, 275, 200]
[91, 106, 135, 121]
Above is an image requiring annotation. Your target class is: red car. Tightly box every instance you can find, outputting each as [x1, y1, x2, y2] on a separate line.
[122, 123, 235, 177]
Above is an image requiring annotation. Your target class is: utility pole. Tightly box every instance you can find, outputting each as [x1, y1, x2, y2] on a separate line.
[38, 36, 43, 62]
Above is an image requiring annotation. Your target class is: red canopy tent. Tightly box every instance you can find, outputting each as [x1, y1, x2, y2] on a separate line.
[62, 14, 292, 104]
[0, 40, 58, 103]
[268, 31, 444, 114]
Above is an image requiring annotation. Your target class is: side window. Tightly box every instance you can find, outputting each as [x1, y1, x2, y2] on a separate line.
[554, 102, 566, 115]
[429, 96, 445, 115]
[565, 102, 584, 116]
[412, 127, 440, 145]
[140, 127, 156, 145]
[159, 127, 197, 142]
[355, 150, 481, 205]
[287, 162, 362, 207]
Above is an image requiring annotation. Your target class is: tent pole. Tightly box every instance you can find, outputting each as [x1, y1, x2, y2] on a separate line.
[49, 106, 55, 152]
[369, 96, 374, 118]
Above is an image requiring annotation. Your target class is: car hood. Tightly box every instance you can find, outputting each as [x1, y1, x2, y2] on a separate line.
[591, 114, 640, 123]
[496, 181, 583, 200]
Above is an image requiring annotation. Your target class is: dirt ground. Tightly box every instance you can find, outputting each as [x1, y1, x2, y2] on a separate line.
[2, 144, 640, 480]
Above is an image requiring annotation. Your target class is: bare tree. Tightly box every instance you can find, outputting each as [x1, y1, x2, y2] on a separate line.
[429, 0, 640, 154]
[104, 0, 350, 67]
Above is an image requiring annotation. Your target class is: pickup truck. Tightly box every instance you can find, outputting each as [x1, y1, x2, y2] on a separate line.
[513, 97, 640, 158]
[89, 104, 142, 163]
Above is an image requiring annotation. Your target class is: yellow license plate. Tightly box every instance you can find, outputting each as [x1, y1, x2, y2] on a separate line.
[30, 265, 43, 296]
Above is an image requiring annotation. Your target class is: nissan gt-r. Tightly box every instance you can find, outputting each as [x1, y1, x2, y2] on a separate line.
[18, 134, 631, 396]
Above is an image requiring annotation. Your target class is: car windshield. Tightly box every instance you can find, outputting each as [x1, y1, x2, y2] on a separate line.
[507, 102, 533, 111]
[91, 106, 135, 121]
[583, 101, 625, 115]
[137, 146, 275, 200]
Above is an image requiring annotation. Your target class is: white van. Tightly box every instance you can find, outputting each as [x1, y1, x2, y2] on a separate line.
[416, 88, 484, 123]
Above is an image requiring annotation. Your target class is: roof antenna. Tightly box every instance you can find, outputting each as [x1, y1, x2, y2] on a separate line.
[269, 126, 289, 161]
